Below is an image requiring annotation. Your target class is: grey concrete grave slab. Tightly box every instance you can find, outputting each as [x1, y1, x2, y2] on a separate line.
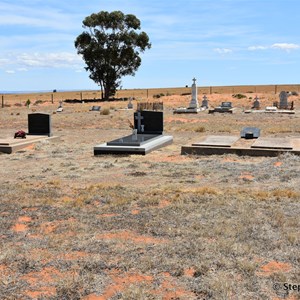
[192, 135, 240, 147]
[0, 135, 59, 154]
[251, 137, 293, 149]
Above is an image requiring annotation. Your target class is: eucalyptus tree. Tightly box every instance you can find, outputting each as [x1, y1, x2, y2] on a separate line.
[75, 11, 151, 99]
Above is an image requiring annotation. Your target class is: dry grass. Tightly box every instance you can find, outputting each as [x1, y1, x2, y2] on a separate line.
[0, 93, 300, 299]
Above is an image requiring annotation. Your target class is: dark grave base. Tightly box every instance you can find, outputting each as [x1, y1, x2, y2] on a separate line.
[107, 134, 161, 146]
[94, 134, 173, 155]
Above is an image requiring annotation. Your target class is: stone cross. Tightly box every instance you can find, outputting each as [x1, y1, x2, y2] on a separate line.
[189, 77, 199, 109]
[135, 111, 144, 132]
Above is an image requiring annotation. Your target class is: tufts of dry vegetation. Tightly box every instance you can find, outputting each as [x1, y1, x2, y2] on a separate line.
[0, 93, 300, 299]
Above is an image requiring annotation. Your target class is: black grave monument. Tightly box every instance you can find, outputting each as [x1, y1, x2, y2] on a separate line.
[134, 111, 163, 134]
[28, 113, 52, 136]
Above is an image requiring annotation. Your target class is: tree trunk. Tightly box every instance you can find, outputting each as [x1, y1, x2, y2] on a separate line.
[104, 87, 110, 100]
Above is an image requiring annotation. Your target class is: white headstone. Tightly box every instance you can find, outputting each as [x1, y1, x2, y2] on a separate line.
[188, 78, 199, 109]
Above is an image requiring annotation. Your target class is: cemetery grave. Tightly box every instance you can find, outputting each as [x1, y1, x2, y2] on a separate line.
[182, 127, 300, 156]
[94, 110, 173, 155]
[173, 78, 205, 113]
[0, 113, 59, 154]
[208, 101, 234, 114]
[245, 91, 296, 114]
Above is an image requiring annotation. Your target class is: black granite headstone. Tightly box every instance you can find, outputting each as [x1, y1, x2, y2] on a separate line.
[240, 127, 260, 139]
[28, 113, 52, 136]
[134, 111, 163, 134]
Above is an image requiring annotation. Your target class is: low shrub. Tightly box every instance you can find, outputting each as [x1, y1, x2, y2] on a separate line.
[34, 100, 44, 105]
[100, 108, 110, 115]
[232, 93, 247, 99]
[195, 126, 205, 133]
[153, 93, 165, 98]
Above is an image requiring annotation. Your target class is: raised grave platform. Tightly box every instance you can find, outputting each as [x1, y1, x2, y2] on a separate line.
[1, 112, 59, 154]
[94, 134, 173, 155]
[94, 110, 173, 155]
[0, 135, 59, 154]
[173, 107, 204, 114]
[244, 109, 296, 114]
[182, 135, 300, 157]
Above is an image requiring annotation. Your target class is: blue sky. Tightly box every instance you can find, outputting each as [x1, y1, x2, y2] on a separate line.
[0, 0, 299, 91]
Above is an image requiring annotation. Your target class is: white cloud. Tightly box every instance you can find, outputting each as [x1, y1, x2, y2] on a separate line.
[0, 52, 83, 73]
[214, 48, 233, 54]
[16, 52, 82, 68]
[0, 58, 10, 67]
[248, 43, 300, 52]
[17, 67, 28, 71]
[5, 70, 15, 74]
[271, 43, 300, 51]
[248, 46, 268, 51]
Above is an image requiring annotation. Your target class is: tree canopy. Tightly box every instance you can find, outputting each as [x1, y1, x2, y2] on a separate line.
[75, 11, 151, 100]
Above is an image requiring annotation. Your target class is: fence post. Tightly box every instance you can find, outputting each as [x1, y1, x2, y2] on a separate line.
[51, 94, 54, 104]
[1, 95, 4, 108]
